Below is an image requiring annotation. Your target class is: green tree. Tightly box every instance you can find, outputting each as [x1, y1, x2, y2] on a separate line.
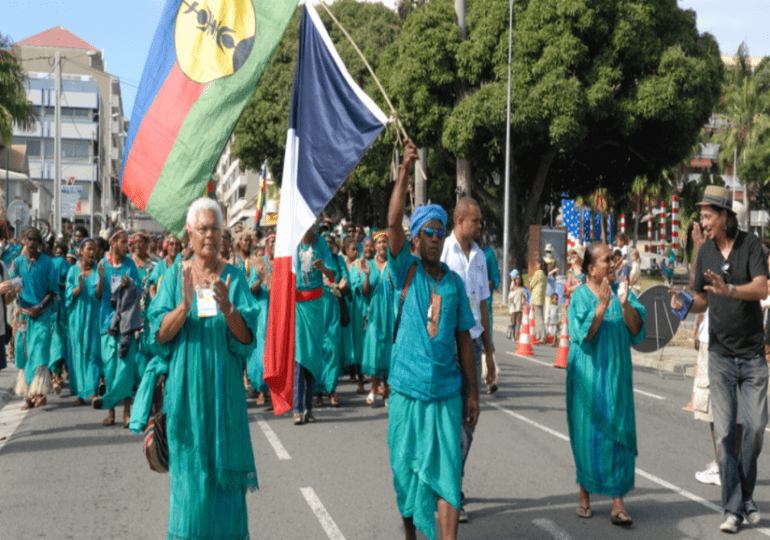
[380, 0, 723, 267]
[0, 33, 35, 149]
[232, 1, 402, 226]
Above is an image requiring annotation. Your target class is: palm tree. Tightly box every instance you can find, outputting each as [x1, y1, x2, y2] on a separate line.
[630, 176, 646, 247]
[0, 33, 36, 149]
[591, 187, 611, 243]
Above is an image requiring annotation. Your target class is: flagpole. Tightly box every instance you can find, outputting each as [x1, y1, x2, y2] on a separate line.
[501, 0, 513, 305]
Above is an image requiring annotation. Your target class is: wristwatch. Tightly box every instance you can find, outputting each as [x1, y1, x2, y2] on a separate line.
[729, 284, 736, 298]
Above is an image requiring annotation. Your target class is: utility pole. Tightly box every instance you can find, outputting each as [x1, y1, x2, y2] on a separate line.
[501, 0, 513, 304]
[54, 51, 62, 236]
[454, 0, 471, 200]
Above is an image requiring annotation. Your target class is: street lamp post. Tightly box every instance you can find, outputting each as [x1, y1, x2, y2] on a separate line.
[501, 0, 514, 304]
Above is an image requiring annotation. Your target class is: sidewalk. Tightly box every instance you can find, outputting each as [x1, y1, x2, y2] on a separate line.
[0, 365, 16, 410]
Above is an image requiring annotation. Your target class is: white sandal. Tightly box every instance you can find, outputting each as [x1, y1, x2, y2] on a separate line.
[366, 391, 375, 406]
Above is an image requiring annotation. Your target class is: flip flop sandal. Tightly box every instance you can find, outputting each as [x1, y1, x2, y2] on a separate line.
[610, 511, 633, 526]
[102, 416, 116, 426]
[576, 505, 592, 519]
[366, 391, 376, 406]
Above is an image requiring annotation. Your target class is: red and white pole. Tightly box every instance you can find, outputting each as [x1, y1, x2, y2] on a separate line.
[647, 214, 652, 246]
[620, 213, 626, 234]
[659, 201, 666, 254]
[671, 195, 680, 257]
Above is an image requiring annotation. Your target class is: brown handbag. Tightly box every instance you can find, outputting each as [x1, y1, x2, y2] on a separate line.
[143, 375, 168, 473]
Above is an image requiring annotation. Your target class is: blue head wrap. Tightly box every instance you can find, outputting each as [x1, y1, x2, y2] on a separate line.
[509, 268, 519, 279]
[80, 237, 94, 249]
[410, 205, 447, 238]
[362, 236, 373, 245]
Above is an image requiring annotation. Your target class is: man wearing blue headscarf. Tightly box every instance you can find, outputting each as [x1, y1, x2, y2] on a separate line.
[386, 139, 478, 540]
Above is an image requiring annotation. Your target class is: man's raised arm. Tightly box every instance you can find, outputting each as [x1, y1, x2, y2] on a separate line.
[388, 139, 418, 257]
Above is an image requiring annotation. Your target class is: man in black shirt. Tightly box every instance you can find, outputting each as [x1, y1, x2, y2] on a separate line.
[671, 185, 768, 533]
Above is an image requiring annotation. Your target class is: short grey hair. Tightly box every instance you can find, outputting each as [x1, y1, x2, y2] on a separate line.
[186, 197, 223, 229]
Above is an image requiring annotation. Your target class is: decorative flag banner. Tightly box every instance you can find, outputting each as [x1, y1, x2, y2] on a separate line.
[583, 209, 591, 243]
[561, 197, 580, 247]
[253, 159, 268, 228]
[263, 3, 389, 415]
[607, 214, 613, 245]
[120, 0, 300, 236]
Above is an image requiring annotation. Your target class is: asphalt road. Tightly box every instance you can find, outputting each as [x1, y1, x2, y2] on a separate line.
[1, 328, 769, 539]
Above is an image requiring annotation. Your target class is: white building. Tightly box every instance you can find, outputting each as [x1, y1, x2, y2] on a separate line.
[215, 135, 272, 230]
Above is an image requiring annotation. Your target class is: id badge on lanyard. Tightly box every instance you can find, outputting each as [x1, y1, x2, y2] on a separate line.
[196, 286, 218, 318]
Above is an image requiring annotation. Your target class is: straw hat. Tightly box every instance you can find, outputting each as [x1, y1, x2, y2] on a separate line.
[696, 185, 734, 213]
[568, 244, 585, 260]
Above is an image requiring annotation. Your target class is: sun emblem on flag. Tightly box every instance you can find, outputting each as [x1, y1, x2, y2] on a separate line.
[175, 0, 256, 84]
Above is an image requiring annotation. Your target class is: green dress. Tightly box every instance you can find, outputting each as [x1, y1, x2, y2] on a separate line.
[49, 255, 70, 370]
[149, 262, 259, 540]
[134, 259, 156, 382]
[319, 253, 349, 393]
[483, 246, 500, 328]
[340, 258, 356, 368]
[247, 256, 272, 392]
[349, 259, 379, 365]
[65, 266, 102, 399]
[566, 284, 645, 497]
[361, 262, 395, 378]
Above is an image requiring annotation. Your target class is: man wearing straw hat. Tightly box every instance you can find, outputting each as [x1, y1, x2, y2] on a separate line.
[670, 185, 768, 533]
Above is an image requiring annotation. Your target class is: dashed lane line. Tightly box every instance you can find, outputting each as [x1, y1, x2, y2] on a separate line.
[532, 518, 574, 540]
[0, 399, 29, 453]
[633, 388, 666, 400]
[487, 401, 770, 537]
[301, 487, 345, 540]
[257, 417, 292, 460]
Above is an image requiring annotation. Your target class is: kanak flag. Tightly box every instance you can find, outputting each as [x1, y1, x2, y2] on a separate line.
[263, 3, 388, 415]
[120, 0, 299, 236]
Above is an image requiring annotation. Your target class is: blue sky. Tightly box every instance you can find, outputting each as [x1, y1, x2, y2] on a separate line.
[4, 0, 770, 119]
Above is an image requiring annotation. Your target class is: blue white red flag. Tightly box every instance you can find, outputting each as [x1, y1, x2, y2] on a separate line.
[263, 3, 388, 415]
[561, 197, 580, 247]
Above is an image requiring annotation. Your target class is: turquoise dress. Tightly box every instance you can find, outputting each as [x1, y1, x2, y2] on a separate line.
[566, 284, 646, 497]
[98, 256, 140, 410]
[134, 258, 156, 382]
[149, 262, 259, 540]
[247, 256, 272, 392]
[483, 246, 500, 328]
[318, 253, 348, 393]
[361, 261, 395, 378]
[12, 253, 56, 385]
[340, 258, 356, 368]
[49, 255, 71, 369]
[349, 259, 379, 366]
[65, 265, 102, 398]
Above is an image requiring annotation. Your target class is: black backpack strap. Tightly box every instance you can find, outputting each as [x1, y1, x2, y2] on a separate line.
[392, 261, 418, 344]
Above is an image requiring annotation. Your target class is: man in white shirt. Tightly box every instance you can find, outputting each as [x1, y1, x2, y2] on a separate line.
[440, 196, 496, 523]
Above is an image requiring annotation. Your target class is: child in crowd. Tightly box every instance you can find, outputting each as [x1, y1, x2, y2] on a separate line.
[508, 273, 527, 341]
[546, 293, 560, 346]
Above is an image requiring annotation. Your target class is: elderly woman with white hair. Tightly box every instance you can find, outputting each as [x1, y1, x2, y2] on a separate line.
[147, 198, 260, 540]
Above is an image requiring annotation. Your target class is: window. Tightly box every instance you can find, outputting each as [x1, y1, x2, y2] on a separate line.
[238, 186, 246, 199]
[26, 139, 41, 157]
[61, 140, 90, 161]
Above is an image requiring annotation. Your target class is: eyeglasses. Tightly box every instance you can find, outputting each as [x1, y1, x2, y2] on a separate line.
[422, 227, 446, 239]
[721, 261, 731, 284]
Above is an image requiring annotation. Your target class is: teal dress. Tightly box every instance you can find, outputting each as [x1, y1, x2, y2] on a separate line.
[318, 253, 348, 393]
[134, 258, 156, 382]
[340, 257, 356, 368]
[98, 256, 140, 410]
[12, 253, 56, 385]
[65, 265, 102, 399]
[247, 256, 272, 392]
[49, 255, 71, 369]
[566, 284, 646, 497]
[361, 261, 395, 378]
[149, 262, 259, 540]
[349, 259, 379, 366]
[483, 246, 500, 328]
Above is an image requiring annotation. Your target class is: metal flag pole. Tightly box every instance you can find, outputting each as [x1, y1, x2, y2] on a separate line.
[501, 0, 514, 304]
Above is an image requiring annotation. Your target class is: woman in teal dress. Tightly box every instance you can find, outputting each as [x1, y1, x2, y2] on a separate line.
[341, 237, 359, 382]
[131, 231, 156, 382]
[49, 243, 70, 391]
[247, 234, 274, 405]
[350, 236, 375, 385]
[65, 238, 102, 405]
[567, 242, 645, 526]
[149, 199, 259, 540]
[149, 235, 183, 299]
[360, 231, 395, 406]
[317, 233, 349, 406]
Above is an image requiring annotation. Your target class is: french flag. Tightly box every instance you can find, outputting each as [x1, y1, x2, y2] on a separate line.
[263, 3, 388, 415]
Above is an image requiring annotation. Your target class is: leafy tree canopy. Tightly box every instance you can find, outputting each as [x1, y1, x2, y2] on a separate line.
[0, 33, 36, 148]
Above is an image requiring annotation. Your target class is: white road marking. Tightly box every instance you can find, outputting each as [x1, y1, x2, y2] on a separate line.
[633, 388, 665, 400]
[488, 401, 770, 537]
[505, 351, 554, 368]
[257, 418, 291, 460]
[533, 518, 574, 540]
[0, 399, 29, 452]
[301, 487, 346, 540]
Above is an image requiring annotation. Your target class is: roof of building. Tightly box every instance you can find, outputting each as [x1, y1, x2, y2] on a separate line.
[16, 26, 98, 51]
[0, 145, 30, 175]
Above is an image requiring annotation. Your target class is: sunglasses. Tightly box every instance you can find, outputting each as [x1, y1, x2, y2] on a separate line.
[422, 226, 446, 239]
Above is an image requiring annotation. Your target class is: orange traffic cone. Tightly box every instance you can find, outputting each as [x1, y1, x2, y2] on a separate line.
[553, 314, 570, 368]
[515, 305, 534, 356]
[530, 304, 539, 345]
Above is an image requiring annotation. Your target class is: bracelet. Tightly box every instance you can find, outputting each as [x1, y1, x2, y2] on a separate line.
[36, 303, 43, 311]
[729, 284, 736, 298]
[227, 303, 237, 316]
